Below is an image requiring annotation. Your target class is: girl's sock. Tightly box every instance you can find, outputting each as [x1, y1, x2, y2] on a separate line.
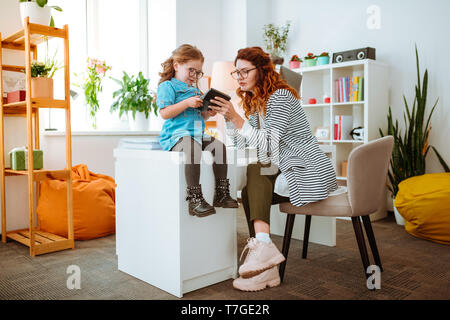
[255, 232, 271, 244]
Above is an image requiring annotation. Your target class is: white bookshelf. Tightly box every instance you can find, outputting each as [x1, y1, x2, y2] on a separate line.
[295, 59, 390, 221]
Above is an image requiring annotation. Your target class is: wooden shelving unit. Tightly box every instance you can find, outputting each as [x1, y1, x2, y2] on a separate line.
[0, 18, 74, 256]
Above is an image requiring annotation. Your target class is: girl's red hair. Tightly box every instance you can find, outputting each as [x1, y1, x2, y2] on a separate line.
[234, 47, 299, 119]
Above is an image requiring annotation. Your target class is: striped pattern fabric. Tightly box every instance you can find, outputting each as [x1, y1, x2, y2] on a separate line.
[226, 89, 338, 206]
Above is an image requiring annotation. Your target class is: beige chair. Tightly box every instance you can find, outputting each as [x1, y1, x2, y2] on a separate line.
[278, 136, 394, 285]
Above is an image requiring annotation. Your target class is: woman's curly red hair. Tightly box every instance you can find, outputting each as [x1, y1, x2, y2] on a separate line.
[234, 47, 300, 119]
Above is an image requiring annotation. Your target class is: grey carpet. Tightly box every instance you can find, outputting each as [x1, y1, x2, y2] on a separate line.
[0, 206, 449, 300]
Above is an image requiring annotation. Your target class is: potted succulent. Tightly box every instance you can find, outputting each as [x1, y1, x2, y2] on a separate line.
[289, 55, 302, 69]
[304, 53, 317, 67]
[110, 71, 158, 131]
[263, 21, 291, 65]
[317, 52, 330, 65]
[74, 58, 111, 129]
[379, 45, 450, 225]
[19, 0, 62, 27]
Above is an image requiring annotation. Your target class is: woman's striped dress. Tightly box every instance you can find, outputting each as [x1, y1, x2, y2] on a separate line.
[226, 89, 338, 207]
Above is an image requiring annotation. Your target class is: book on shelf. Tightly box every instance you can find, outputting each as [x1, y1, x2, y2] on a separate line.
[334, 77, 364, 103]
[334, 115, 353, 140]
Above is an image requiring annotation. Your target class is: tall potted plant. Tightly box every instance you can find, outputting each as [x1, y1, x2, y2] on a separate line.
[19, 0, 62, 27]
[263, 21, 291, 65]
[379, 45, 449, 225]
[110, 71, 158, 131]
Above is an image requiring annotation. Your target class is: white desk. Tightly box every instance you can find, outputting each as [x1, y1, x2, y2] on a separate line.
[114, 148, 238, 298]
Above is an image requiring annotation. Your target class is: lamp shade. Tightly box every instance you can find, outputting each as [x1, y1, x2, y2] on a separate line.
[210, 61, 239, 93]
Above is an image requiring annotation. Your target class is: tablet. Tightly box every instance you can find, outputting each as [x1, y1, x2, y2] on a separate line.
[200, 88, 231, 112]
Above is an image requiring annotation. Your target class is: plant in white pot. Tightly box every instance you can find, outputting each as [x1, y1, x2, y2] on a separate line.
[19, 0, 62, 27]
[110, 71, 158, 131]
[379, 45, 450, 225]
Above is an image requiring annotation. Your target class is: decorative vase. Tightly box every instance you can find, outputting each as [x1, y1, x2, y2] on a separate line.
[393, 198, 405, 226]
[31, 77, 53, 99]
[289, 61, 301, 69]
[304, 59, 317, 67]
[270, 55, 284, 65]
[317, 56, 330, 65]
[19, 2, 51, 26]
[128, 111, 149, 131]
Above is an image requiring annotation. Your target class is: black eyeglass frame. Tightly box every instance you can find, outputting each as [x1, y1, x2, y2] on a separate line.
[230, 67, 258, 80]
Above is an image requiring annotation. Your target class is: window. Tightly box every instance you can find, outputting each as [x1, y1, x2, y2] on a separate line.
[44, 0, 174, 132]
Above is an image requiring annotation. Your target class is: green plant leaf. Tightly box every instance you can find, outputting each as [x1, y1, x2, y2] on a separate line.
[432, 147, 450, 172]
[36, 0, 48, 8]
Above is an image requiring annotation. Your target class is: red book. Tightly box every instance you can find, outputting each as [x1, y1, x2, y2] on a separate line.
[339, 115, 342, 140]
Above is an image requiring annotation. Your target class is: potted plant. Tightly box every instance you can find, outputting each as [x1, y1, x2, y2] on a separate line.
[304, 53, 317, 67]
[19, 0, 62, 27]
[263, 21, 291, 65]
[74, 58, 111, 129]
[289, 55, 302, 69]
[379, 45, 450, 225]
[110, 71, 158, 131]
[28, 47, 62, 99]
[317, 52, 330, 65]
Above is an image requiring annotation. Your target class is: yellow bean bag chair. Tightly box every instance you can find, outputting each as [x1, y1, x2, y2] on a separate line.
[395, 173, 450, 245]
[37, 164, 116, 240]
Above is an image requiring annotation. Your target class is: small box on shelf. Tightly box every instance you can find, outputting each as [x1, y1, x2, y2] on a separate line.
[6, 90, 26, 104]
[9, 147, 43, 170]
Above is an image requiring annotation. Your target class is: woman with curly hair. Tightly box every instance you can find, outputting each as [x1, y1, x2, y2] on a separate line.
[210, 46, 337, 291]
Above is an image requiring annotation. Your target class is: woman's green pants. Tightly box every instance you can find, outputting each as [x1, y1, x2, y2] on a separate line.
[241, 162, 290, 238]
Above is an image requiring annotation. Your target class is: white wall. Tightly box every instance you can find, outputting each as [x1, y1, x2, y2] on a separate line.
[175, 0, 223, 76]
[267, 0, 450, 173]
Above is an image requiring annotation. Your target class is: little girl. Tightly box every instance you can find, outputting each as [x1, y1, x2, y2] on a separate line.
[157, 44, 238, 217]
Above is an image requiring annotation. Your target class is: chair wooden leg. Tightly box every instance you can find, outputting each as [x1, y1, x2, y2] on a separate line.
[302, 215, 311, 259]
[351, 216, 371, 279]
[361, 215, 383, 272]
[279, 214, 295, 283]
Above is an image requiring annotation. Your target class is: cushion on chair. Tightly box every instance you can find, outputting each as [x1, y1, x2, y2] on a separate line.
[395, 173, 450, 245]
[37, 164, 116, 240]
[279, 192, 352, 217]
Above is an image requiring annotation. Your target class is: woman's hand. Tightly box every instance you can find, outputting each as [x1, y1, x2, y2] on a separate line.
[209, 96, 245, 129]
[207, 109, 217, 117]
[201, 109, 217, 120]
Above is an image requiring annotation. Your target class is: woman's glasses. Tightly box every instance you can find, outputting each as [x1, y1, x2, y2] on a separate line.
[230, 67, 257, 80]
[188, 68, 204, 79]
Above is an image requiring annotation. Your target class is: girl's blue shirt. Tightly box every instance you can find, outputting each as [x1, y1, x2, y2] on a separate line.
[157, 78, 205, 151]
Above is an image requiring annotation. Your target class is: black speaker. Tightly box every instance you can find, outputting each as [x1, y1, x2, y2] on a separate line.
[332, 47, 376, 63]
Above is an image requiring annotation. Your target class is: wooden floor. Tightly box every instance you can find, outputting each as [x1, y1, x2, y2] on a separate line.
[0, 206, 449, 300]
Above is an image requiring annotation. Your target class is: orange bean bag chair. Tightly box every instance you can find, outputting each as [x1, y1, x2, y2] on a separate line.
[37, 164, 116, 240]
[395, 173, 450, 245]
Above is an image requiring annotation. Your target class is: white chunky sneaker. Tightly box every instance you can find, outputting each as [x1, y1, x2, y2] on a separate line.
[233, 266, 280, 291]
[238, 238, 285, 278]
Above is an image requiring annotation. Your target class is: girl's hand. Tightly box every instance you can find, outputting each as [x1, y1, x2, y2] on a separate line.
[209, 96, 237, 121]
[185, 95, 203, 108]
